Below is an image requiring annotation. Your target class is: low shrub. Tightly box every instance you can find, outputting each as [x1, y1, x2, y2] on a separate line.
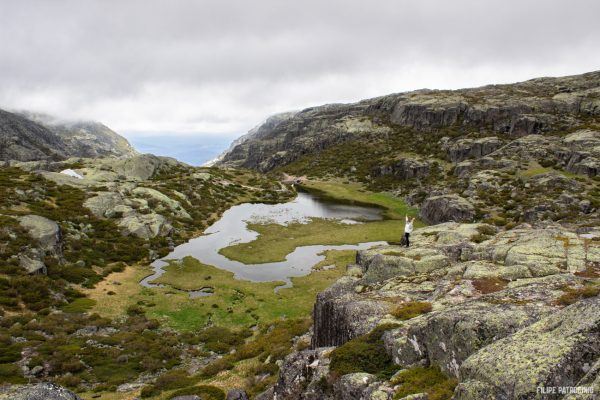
[198, 326, 251, 354]
[61, 298, 97, 313]
[391, 301, 432, 320]
[392, 366, 457, 400]
[330, 323, 400, 379]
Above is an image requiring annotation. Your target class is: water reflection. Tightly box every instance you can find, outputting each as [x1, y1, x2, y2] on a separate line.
[140, 192, 386, 291]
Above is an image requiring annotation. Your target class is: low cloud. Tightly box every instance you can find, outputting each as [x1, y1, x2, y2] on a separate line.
[1, 0, 599, 137]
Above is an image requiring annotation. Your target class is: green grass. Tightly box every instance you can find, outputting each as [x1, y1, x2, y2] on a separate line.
[300, 180, 417, 219]
[219, 218, 422, 264]
[61, 298, 97, 313]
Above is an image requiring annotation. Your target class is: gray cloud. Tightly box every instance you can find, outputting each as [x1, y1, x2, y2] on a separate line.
[1, 0, 599, 136]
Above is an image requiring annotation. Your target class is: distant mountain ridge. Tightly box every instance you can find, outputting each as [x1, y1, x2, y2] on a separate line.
[0, 109, 137, 162]
[216, 70, 600, 172]
[207, 111, 298, 166]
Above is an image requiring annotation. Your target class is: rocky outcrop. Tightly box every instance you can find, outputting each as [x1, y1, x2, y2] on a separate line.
[372, 158, 431, 180]
[18, 215, 60, 251]
[443, 137, 502, 163]
[0, 383, 81, 400]
[558, 130, 600, 177]
[419, 195, 475, 224]
[270, 347, 333, 400]
[383, 296, 554, 378]
[312, 277, 390, 347]
[457, 297, 600, 400]
[84, 191, 127, 218]
[119, 213, 172, 239]
[270, 223, 600, 400]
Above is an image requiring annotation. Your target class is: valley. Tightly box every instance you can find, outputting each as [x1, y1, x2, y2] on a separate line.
[1, 70, 599, 400]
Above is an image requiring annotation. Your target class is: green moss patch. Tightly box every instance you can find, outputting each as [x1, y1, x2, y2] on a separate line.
[391, 301, 432, 320]
[392, 366, 457, 400]
[329, 324, 400, 379]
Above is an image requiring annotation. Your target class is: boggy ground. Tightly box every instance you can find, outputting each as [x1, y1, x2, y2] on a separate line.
[220, 180, 421, 264]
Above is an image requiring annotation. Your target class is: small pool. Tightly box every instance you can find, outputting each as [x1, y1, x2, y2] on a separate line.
[140, 191, 386, 291]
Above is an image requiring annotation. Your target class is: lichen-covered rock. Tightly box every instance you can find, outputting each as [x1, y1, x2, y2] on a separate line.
[444, 137, 502, 163]
[0, 383, 81, 400]
[372, 158, 431, 180]
[132, 186, 191, 219]
[560, 130, 600, 177]
[268, 223, 599, 400]
[462, 261, 532, 281]
[226, 389, 249, 400]
[118, 213, 172, 239]
[334, 373, 377, 400]
[467, 227, 598, 274]
[18, 214, 60, 250]
[457, 297, 600, 400]
[271, 347, 334, 400]
[84, 191, 126, 218]
[383, 297, 552, 378]
[312, 277, 390, 347]
[419, 195, 475, 224]
[358, 247, 450, 284]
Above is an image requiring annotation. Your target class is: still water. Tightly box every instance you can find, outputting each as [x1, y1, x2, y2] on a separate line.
[140, 191, 386, 292]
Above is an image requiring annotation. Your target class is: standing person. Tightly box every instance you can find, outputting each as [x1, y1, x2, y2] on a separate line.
[404, 215, 415, 247]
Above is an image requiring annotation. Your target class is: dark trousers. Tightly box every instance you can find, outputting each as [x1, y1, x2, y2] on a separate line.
[404, 232, 410, 247]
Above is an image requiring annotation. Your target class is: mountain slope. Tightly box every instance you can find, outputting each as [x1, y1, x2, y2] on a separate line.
[217, 71, 600, 229]
[21, 111, 138, 159]
[217, 70, 600, 173]
[0, 109, 68, 162]
[0, 109, 137, 162]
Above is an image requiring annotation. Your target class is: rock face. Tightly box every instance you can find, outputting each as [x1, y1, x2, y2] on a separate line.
[443, 137, 502, 163]
[419, 195, 475, 224]
[457, 297, 600, 400]
[263, 223, 600, 400]
[0, 383, 81, 400]
[312, 277, 391, 347]
[0, 108, 136, 162]
[372, 158, 431, 180]
[271, 347, 334, 399]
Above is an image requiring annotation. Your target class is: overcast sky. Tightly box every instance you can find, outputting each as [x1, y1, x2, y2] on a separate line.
[1, 0, 599, 139]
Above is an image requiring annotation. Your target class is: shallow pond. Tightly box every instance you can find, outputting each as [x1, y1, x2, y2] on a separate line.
[140, 191, 387, 292]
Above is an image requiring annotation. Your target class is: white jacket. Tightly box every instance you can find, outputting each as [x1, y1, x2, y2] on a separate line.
[404, 221, 413, 234]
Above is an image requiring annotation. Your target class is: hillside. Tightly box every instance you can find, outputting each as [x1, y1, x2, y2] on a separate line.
[0, 109, 137, 162]
[218, 71, 600, 230]
[0, 72, 598, 400]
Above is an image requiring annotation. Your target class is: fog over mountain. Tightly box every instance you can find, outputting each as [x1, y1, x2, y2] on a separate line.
[1, 0, 599, 142]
